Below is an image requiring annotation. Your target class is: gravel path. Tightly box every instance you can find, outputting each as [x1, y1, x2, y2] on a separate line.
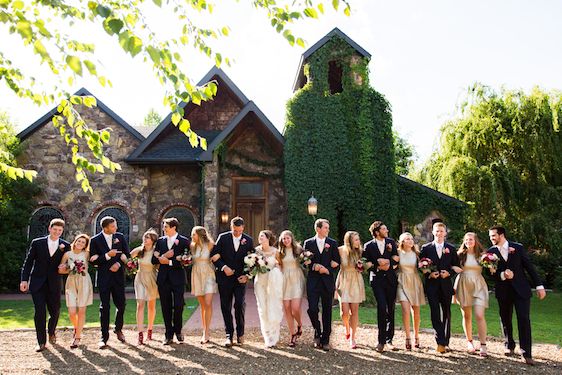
[0, 324, 559, 374]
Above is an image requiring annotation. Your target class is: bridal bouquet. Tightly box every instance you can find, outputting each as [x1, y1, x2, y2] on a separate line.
[69, 259, 86, 276]
[125, 257, 139, 276]
[355, 257, 368, 273]
[480, 252, 499, 274]
[180, 250, 193, 267]
[244, 253, 271, 279]
[298, 250, 313, 269]
[418, 257, 437, 274]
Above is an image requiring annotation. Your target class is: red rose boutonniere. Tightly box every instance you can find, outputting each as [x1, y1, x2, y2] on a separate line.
[113, 238, 120, 244]
[386, 243, 392, 252]
[241, 238, 247, 245]
[443, 247, 450, 255]
[324, 243, 330, 250]
[174, 239, 180, 246]
[508, 247, 516, 254]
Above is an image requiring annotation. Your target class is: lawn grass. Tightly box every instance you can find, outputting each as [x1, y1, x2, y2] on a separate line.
[0, 298, 199, 330]
[332, 292, 561, 345]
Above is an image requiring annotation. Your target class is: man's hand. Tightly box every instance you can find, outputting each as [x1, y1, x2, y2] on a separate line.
[163, 249, 174, 259]
[537, 289, 546, 300]
[110, 263, 120, 272]
[330, 260, 339, 268]
[440, 270, 450, 278]
[159, 257, 170, 265]
[19, 281, 28, 293]
[223, 266, 234, 276]
[377, 258, 390, 266]
[392, 255, 400, 263]
[430, 271, 440, 279]
[107, 249, 118, 258]
[505, 269, 514, 280]
[237, 275, 248, 284]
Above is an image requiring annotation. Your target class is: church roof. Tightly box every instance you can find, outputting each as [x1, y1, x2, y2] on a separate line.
[17, 88, 144, 141]
[292, 27, 371, 92]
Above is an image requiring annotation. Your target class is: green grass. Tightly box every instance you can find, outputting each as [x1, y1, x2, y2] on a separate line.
[0, 298, 199, 329]
[333, 292, 562, 345]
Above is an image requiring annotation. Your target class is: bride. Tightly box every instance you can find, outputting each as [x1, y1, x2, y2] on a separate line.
[254, 230, 284, 348]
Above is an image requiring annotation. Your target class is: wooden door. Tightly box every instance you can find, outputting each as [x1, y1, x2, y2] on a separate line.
[233, 177, 267, 241]
[235, 202, 265, 241]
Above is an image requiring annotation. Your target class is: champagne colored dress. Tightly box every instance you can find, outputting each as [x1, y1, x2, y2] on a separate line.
[65, 251, 93, 307]
[396, 249, 426, 306]
[191, 243, 218, 296]
[134, 247, 159, 301]
[281, 249, 305, 300]
[335, 246, 366, 303]
[454, 253, 489, 308]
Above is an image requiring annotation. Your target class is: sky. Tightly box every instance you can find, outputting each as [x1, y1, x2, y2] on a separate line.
[2, 0, 562, 165]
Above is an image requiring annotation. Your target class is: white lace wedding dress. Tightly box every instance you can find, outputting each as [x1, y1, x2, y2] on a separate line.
[254, 246, 284, 347]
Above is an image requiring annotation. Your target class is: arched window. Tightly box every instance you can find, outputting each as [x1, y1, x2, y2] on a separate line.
[95, 207, 131, 242]
[163, 207, 196, 236]
[28, 207, 64, 240]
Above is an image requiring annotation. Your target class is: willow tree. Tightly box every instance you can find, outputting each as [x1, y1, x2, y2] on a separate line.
[415, 84, 562, 286]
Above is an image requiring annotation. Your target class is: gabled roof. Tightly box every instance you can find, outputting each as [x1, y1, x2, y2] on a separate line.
[292, 27, 371, 92]
[397, 175, 468, 206]
[17, 88, 144, 141]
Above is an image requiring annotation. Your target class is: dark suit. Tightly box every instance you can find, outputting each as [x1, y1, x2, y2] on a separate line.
[303, 236, 340, 345]
[21, 236, 70, 345]
[152, 234, 190, 340]
[89, 231, 130, 342]
[211, 231, 254, 339]
[487, 241, 542, 358]
[363, 237, 398, 345]
[419, 241, 459, 346]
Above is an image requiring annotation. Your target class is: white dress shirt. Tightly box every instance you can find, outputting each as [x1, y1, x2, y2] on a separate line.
[167, 233, 178, 250]
[47, 236, 59, 257]
[233, 234, 242, 252]
[315, 236, 326, 254]
[498, 240, 544, 290]
[103, 232, 113, 250]
[434, 241, 444, 259]
[375, 239, 386, 255]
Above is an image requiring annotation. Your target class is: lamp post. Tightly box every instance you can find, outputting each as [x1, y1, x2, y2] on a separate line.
[220, 211, 229, 224]
[307, 194, 318, 217]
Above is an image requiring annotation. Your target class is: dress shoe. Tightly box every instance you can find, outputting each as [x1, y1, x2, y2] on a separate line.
[176, 333, 184, 344]
[163, 338, 173, 346]
[321, 343, 330, 352]
[523, 357, 535, 366]
[236, 336, 244, 345]
[387, 343, 398, 351]
[375, 344, 385, 353]
[98, 340, 108, 349]
[436, 344, 446, 354]
[504, 348, 515, 356]
[48, 334, 56, 345]
[34, 344, 46, 352]
[223, 338, 233, 348]
[313, 338, 322, 349]
[115, 331, 126, 343]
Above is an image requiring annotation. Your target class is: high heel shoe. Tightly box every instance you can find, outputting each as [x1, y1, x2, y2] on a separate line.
[147, 329, 153, 341]
[70, 337, 80, 349]
[479, 343, 488, 357]
[138, 332, 144, 346]
[345, 333, 350, 340]
[288, 334, 297, 348]
[350, 339, 357, 349]
[414, 337, 420, 349]
[296, 325, 302, 337]
[405, 338, 412, 350]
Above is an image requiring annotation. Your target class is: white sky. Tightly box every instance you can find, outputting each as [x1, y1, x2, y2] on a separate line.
[2, 0, 561, 164]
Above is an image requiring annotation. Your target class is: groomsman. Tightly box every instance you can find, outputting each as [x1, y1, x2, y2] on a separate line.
[20, 219, 70, 352]
[90, 216, 130, 348]
[419, 221, 459, 353]
[211, 216, 254, 347]
[303, 218, 340, 351]
[363, 220, 399, 352]
[152, 217, 190, 345]
[487, 225, 546, 365]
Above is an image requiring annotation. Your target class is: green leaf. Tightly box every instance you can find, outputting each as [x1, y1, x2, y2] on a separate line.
[70, 95, 83, 105]
[171, 112, 182, 125]
[96, 5, 111, 18]
[33, 40, 49, 60]
[200, 137, 207, 150]
[127, 35, 143, 57]
[146, 46, 160, 65]
[344, 5, 351, 16]
[332, 0, 340, 11]
[83, 96, 97, 107]
[318, 3, 324, 14]
[152, 0, 162, 6]
[83, 60, 97, 75]
[303, 8, 318, 18]
[66, 55, 83, 76]
[15, 20, 33, 41]
[179, 119, 190, 134]
[12, 0, 24, 10]
[296, 38, 305, 48]
[221, 26, 229, 36]
[107, 18, 124, 34]
[100, 130, 110, 143]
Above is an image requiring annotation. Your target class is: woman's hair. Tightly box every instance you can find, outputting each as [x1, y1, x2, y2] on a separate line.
[71, 234, 90, 252]
[259, 230, 276, 247]
[276, 230, 302, 267]
[139, 229, 158, 258]
[190, 226, 214, 253]
[397, 232, 419, 255]
[457, 232, 484, 266]
[343, 231, 362, 265]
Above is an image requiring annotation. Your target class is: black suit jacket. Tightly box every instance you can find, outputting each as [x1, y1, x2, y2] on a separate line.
[152, 234, 190, 286]
[303, 236, 341, 292]
[89, 232, 130, 290]
[419, 241, 459, 296]
[211, 231, 254, 285]
[487, 241, 542, 300]
[21, 236, 70, 293]
[363, 237, 398, 287]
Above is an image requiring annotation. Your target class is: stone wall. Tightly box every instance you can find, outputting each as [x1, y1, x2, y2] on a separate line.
[188, 86, 242, 132]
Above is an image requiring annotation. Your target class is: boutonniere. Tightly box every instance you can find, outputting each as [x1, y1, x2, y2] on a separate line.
[324, 243, 330, 249]
[386, 243, 392, 252]
[508, 247, 516, 254]
[174, 239, 180, 246]
[443, 247, 450, 254]
[113, 238, 120, 244]
[58, 244, 65, 251]
[241, 238, 247, 245]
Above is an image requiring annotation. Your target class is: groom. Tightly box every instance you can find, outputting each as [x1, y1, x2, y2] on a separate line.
[487, 225, 546, 365]
[419, 221, 459, 354]
[303, 218, 340, 351]
[89, 216, 130, 348]
[20, 218, 69, 352]
[211, 216, 254, 347]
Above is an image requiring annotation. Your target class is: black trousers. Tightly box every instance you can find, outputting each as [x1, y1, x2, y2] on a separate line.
[497, 288, 532, 358]
[158, 282, 185, 340]
[371, 281, 397, 345]
[218, 281, 246, 339]
[99, 283, 126, 342]
[427, 288, 452, 346]
[32, 283, 61, 345]
[307, 284, 333, 345]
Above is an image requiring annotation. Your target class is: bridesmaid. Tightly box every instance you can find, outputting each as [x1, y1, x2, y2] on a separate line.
[395, 232, 425, 350]
[453, 232, 489, 357]
[277, 230, 306, 347]
[190, 226, 219, 344]
[58, 234, 93, 349]
[336, 231, 366, 349]
[130, 229, 159, 345]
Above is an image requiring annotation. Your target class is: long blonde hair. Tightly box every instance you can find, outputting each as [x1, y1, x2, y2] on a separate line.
[276, 230, 302, 267]
[343, 231, 362, 264]
[190, 226, 214, 254]
[398, 232, 419, 256]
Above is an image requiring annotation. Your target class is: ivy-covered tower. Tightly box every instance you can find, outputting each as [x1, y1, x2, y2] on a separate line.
[284, 28, 398, 241]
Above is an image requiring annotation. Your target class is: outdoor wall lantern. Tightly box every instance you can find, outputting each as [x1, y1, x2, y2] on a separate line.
[307, 194, 318, 216]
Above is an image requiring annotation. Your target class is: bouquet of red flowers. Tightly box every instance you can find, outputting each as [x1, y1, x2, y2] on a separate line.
[418, 257, 437, 274]
[479, 252, 499, 274]
[69, 259, 86, 276]
[355, 257, 368, 273]
[180, 250, 193, 267]
[298, 250, 313, 269]
[125, 257, 139, 276]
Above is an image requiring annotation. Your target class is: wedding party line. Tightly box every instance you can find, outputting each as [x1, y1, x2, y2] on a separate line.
[20, 215, 546, 366]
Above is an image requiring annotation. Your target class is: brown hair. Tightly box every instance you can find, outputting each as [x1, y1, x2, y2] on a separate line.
[139, 229, 158, 258]
[397, 232, 419, 256]
[71, 233, 90, 253]
[100, 216, 116, 228]
[433, 222, 447, 231]
[190, 226, 214, 254]
[259, 230, 276, 247]
[49, 218, 65, 228]
[369, 220, 384, 237]
[231, 216, 244, 227]
[457, 232, 485, 266]
[314, 218, 329, 229]
[276, 230, 302, 267]
[343, 231, 362, 265]
[163, 217, 179, 230]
